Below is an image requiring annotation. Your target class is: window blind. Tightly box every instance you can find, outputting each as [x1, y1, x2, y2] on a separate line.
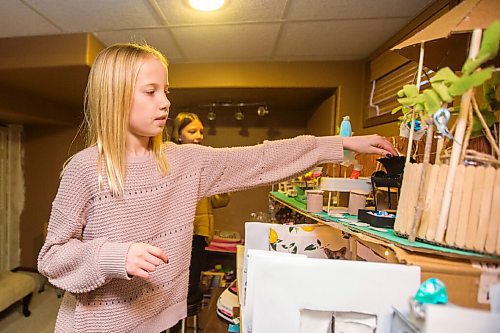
[368, 61, 434, 119]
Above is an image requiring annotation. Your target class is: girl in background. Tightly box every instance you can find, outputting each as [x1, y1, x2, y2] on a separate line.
[38, 42, 397, 332]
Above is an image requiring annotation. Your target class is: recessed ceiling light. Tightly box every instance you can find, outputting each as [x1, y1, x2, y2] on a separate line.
[189, 0, 225, 12]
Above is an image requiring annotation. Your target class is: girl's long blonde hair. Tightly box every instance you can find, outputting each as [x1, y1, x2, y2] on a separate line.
[82, 43, 169, 196]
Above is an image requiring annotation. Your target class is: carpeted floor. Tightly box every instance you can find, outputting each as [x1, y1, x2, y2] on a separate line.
[0, 273, 61, 333]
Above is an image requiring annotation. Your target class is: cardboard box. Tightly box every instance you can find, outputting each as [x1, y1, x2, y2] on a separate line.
[353, 237, 500, 310]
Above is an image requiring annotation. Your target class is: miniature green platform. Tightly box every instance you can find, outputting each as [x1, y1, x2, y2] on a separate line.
[270, 191, 499, 261]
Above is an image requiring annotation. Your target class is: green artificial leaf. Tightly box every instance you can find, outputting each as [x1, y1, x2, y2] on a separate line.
[292, 246, 297, 254]
[483, 72, 500, 111]
[392, 105, 403, 114]
[462, 21, 500, 74]
[270, 243, 276, 251]
[423, 89, 442, 114]
[414, 103, 424, 112]
[397, 88, 405, 98]
[431, 82, 454, 102]
[304, 244, 317, 251]
[479, 108, 497, 127]
[401, 106, 411, 114]
[430, 67, 459, 83]
[471, 108, 496, 138]
[483, 81, 496, 111]
[398, 97, 415, 106]
[403, 84, 420, 98]
[289, 227, 294, 233]
[471, 116, 485, 138]
[494, 70, 500, 85]
[449, 67, 494, 96]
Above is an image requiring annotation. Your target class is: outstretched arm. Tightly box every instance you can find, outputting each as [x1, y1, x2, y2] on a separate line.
[197, 134, 396, 198]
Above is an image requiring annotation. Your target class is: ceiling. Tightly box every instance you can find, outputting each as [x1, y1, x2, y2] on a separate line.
[0, 0, 435, 124]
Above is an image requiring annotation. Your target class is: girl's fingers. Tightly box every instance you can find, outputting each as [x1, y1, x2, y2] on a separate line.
[139, 261, 156, 273]
[144, 252, 162, 266]
[145, 244, 169, 263]
[130, 267, 150, 279]
[372, 137, 397, 156]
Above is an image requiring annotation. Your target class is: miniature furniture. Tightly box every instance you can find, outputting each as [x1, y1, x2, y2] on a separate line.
[0, 270, 36, 317]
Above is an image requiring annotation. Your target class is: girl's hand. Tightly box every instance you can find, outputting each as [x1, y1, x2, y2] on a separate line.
[126, 243, 169, 279]
[342, 134, 397, 156]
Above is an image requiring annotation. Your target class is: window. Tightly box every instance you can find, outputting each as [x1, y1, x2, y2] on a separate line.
[366, 60, 434, 126]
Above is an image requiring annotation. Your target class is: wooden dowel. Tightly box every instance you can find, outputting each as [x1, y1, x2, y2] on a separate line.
[435, 137, 444, 164]
[435, 28, 483, 242]
[405, 42, 425, 163]
[460, 103, 474, 161]
[409, 119, 434, 242]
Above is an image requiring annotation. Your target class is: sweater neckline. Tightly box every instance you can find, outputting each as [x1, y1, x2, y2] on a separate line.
[127, 151, 153, 164]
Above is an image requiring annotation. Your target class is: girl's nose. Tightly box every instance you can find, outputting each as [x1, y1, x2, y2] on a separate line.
[160, 95, 171, 111]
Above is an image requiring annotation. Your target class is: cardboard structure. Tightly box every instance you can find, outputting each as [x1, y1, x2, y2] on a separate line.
[392, 0, 500, 71]
[244, 250, 420, 333]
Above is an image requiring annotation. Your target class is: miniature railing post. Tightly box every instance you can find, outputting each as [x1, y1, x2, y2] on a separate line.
[435, 28, 483, 242]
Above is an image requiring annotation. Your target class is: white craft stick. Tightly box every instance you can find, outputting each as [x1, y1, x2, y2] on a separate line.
[435, 29, 483, 242]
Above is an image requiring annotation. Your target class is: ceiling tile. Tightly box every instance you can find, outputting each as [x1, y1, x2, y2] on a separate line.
[157, 0, 287, 25]
[287, 0, 434, 20]
[276, 18, 409, 60]
[23, 0, 161, 32]
[95, 29, 184, 61]
[0, 1, 60, 37]
[171, 23, 281, 62]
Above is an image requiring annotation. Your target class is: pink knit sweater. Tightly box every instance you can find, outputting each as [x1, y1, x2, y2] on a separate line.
[38, 135, 343, 332]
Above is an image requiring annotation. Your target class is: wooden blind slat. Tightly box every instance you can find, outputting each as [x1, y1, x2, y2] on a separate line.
[370, 62, 435, 116]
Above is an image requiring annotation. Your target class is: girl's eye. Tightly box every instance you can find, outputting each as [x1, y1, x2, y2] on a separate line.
[146, 90, 155, 95]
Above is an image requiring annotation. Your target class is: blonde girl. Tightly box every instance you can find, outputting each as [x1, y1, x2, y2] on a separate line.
[38, 43, 397, 332]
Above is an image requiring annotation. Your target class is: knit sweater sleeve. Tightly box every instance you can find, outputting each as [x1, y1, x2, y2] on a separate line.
[198, 135, 343, 198]
[37, 155, 131, 294]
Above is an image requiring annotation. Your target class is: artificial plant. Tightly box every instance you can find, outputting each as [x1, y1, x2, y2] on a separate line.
[392, 21, 500, 160]
[392, 21, 499, 242]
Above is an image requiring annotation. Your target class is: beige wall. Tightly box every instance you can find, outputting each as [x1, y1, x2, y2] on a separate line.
[21, 125, 80, 268]
[170, 61, 366, 133]
[306, 93, 337, 136]
[205, 126, 305, 236]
